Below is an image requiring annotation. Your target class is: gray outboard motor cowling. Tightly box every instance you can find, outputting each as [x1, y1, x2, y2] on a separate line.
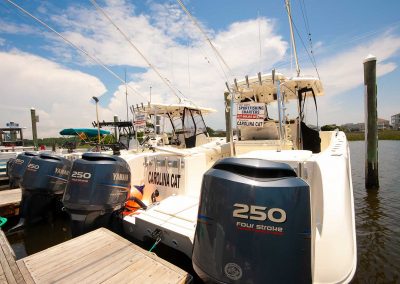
[192, 158, 311, 284]
[20, 153, 72, 223]
[62, 153, 131, 236]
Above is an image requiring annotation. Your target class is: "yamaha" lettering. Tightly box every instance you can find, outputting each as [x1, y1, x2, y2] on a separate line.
[55, 168, 70, 176]
[233, 203, 287, 223]
[113, 173, 129, 181]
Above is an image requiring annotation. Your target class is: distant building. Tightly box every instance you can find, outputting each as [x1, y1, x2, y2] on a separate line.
[341, 118, 390, 132]
[377, 118, 390, 130]
[391, 113, 400, 130]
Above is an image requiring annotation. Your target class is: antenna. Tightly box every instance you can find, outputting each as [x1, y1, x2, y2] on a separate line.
[285, 0, 300, 76]
[149, 86, 152, 104]
[176, 0, 232, 80]
[90, 0, 183, 103]
[4, 0, 148, 101]
[258, 11, 262, 73]
[125, 69, 129, 121]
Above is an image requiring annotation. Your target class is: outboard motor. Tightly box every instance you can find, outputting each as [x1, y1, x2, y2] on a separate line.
[62, 153, 131, 236]
[19, 153, 72, 224]
[8, 152, 38, 189]
[192, 158, 311, 284]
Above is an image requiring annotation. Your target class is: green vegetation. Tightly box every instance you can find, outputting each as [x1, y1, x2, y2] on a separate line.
[345, 130, 400, 141]
[321, 124, 346, 131]
[207, 127, 226, 137]
[23, 134, 118, 148]
[21, 128, 400, 146]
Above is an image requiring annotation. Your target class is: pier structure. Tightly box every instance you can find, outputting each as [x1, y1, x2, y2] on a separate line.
[0, 188, 21, 217]
[0, 227, 191, 283]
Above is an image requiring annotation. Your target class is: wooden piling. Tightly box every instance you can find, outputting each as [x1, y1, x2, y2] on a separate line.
[30, 108, 38, 151]
[113, 115, 119, 141]
[364, 54, 379, 189]
[224, 92, 231, 143]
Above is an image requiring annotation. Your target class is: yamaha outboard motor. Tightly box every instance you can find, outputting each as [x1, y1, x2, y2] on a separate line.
[8, 152, 38, 189]
[192, 158, 311, 284]
[19, 153, 72, 224]
[62, 153, 130, 236]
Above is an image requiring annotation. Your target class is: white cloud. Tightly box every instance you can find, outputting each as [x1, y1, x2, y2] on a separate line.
[2, 0, 399, 136]
[0, 51, 110, 138]
[0, 20, 37, 35]
[40, 2, 288, 131]
[313, 32, 400, 96]
[301, 32, 400, 125]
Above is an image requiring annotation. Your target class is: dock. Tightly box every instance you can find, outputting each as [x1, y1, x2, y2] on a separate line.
[1, 227, 191, 283]
[1, 229, 25, 283]
[0, 188, 21, 217]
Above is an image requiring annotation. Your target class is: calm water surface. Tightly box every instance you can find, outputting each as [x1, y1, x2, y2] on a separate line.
[4, 141, 400, 283]
[350, 141, 400, 283]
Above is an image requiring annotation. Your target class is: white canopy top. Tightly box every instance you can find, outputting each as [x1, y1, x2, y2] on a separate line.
[230, 73, 324, 103]
[131, 102, 216, 117]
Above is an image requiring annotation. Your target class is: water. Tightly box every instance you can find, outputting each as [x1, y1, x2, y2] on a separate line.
[350, 141, 400, 283]
[3, 141, 400, 282]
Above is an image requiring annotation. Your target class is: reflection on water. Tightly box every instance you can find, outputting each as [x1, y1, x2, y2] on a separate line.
[5, 214, 71, 259]
[3, 141, 400, 282]
[350, 141, 400, 283]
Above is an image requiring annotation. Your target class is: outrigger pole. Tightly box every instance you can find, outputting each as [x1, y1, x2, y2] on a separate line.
[285, 0, 301, 77]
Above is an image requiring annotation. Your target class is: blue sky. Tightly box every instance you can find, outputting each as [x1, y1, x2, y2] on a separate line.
[0, 0, 399, 137]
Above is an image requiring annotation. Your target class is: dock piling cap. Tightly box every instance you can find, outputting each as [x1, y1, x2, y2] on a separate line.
[364, 54, 377, 63]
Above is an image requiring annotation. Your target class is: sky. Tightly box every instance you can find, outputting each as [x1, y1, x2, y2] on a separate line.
[0, 0, 399, 138]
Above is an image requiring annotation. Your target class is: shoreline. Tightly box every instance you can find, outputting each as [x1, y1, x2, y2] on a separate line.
[346, 130, 400, 141]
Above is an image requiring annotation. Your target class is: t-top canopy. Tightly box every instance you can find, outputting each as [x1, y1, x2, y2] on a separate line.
[230, 73, 324, 103]
[131, 102, 216, 117]
[59, 128, 111, 137]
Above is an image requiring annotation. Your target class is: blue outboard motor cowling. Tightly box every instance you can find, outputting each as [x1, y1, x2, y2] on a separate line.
[62, 153, 131, 236]
[20, 153, 72, 223]
[192, 158, 312, 284]
[8, 152, 38, 189]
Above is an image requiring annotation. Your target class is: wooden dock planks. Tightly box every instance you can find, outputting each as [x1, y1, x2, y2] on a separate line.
[0, 188, 21, 217]
[0, 229, 26, 284]
[16, 228, 192, 284]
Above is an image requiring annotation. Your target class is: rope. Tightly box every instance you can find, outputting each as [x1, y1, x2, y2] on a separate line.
[297, 0, 318, 76]
[148, 238, 161, 252]
[4, 0, 148, 101]
[90, 0, 184, 103]
[291, 20, 320, 78]
[148, 229, 163, 252]
[175, 0, 232, 83]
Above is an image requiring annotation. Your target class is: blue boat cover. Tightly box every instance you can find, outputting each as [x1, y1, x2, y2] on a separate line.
[59, 128, 110, 137]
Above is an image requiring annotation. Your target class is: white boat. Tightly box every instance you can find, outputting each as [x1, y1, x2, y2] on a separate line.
[120, 102, 230, 208]
[122, 0, 356, 280]
[122, 72, 357, 283]
[62, 101, 229, 236]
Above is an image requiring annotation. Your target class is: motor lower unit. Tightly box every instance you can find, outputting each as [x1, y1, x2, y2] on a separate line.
[192, 157, 311, 283]
[62, 153, 131, 236]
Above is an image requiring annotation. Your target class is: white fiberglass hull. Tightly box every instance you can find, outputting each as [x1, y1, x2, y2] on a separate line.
[122, 131, 357, 283]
